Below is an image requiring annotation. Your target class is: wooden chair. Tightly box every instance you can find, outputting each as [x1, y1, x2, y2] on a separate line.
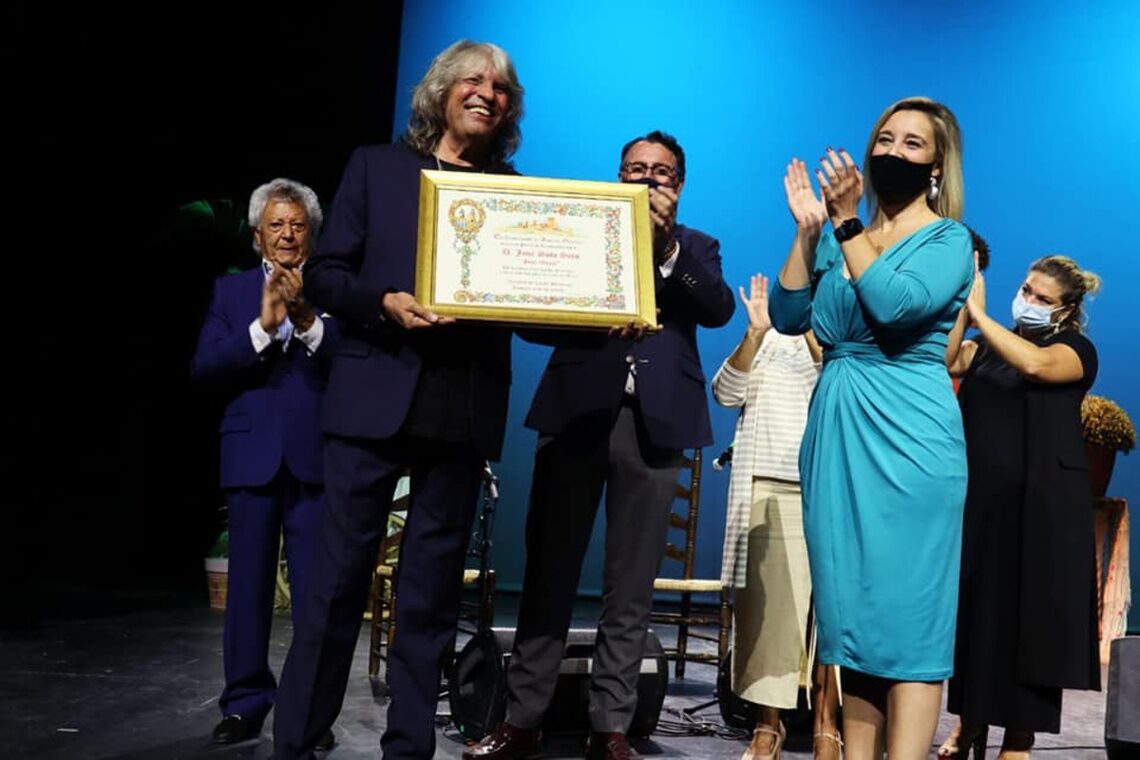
[649, 448, 732, 679]
[274, 534, 292, 610]
[366, 473, 498, 680]
[366, 478, 410, 680]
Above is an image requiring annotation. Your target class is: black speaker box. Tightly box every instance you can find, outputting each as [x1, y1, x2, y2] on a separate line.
[717, 648, 819, 736]
[717, 647, 759, 729]
[448, 627, 668, 740]
[1106, 636, 1140, 760]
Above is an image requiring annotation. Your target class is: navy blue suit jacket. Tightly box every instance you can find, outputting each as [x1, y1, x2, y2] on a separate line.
[525, 224, 734, 450]
[304, 143, 513, 459]
[191, 267, 338, 488]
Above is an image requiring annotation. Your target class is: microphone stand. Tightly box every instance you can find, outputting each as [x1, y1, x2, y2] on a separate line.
[438, 461, 502, 707]
[470, 460, 500, 633]
[685, 445, 731, 715]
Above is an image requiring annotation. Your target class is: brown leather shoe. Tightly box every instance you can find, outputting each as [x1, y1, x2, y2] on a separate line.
[585, 732, 638, 760]
[462, 722, 543, 760]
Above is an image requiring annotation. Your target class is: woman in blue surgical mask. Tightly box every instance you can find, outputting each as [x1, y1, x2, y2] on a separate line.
[942, 255, 1102, 759]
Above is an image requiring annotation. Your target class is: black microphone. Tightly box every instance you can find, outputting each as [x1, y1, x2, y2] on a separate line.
[482, 461, 499, 499]
[712, 444, 734, 472]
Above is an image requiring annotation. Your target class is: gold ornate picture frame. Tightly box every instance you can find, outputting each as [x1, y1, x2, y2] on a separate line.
[416, 170, 656, 328]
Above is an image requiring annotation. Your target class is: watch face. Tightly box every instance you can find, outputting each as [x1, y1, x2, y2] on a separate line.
[836, 218, 863, 242]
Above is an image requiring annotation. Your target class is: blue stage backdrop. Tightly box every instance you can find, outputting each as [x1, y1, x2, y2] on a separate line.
[394, 1, 1139, 628]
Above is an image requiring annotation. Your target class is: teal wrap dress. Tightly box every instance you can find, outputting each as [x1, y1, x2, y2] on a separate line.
[769, 218, 973, 680]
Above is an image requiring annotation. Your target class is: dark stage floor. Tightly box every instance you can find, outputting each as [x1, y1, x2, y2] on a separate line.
[1, 589, 1111, 759]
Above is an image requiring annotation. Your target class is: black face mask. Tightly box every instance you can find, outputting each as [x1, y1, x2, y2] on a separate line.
[869, 154, 934, 206]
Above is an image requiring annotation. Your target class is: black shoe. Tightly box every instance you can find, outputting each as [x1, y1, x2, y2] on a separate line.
[462, 722, 543, 760]
[315, 728, 336, 751]
[585, 731, 638, 760]
[212, 714, 261, 744]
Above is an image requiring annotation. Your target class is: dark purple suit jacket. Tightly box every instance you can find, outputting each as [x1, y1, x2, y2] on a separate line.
[303, 143, 513, 459]
[524, 224, 734, 450]
[191, 267, 338, 488]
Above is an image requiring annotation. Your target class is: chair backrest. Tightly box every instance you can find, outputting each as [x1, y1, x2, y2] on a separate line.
[376, 470, 493, 575]
[660, 448, 702, 581]
[378, 474, 411, 567]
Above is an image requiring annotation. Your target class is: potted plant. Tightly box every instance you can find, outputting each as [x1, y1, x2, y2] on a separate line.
[1080, 394, 1136, 497]
[205, 525, 229, 611]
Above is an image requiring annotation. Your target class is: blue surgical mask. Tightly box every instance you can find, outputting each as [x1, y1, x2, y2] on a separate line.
[1011, 292, 1062, 332]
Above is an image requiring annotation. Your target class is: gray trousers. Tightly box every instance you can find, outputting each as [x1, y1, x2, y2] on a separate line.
[505, 404, 682, 732]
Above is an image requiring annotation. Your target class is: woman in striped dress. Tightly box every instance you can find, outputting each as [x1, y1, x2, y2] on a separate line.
[714, 273, 840, 760]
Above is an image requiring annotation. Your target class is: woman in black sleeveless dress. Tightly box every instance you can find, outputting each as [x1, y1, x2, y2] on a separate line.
[939, 255, 1102, 759]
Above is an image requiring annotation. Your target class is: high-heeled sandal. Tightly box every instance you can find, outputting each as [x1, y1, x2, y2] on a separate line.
[813, 730, 843, 759]
[938, 724, 988, 759]
[740, 722, 785, 760]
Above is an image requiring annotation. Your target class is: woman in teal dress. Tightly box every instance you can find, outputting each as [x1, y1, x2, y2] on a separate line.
[769, 97, 973, 760]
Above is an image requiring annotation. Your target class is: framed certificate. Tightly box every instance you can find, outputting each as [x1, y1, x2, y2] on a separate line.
[416, 170, 656, 328]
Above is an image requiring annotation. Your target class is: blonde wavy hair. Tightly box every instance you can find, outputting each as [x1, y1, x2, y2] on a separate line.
[863, 96, 964, 221]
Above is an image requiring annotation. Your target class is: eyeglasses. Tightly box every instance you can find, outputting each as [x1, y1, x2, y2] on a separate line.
[620, 162, 678, 182]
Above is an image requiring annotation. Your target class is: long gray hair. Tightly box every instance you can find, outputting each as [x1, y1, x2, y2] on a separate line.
[403, 40, 524, 164]
[247, 178, 322, 254]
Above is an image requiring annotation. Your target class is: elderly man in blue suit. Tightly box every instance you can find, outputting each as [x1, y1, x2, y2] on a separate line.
[468, 131, 735, 760]
[191, 178, 338, 749]
[271, 40, 524, 760]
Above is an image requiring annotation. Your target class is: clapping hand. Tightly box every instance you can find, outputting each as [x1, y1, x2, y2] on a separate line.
[276, 265, 315, 331]
[816, 147, 863, 226]
[784, 158, 828, 239]
[965, 260, 986, 320]
[259, 263, 288, 333]
[648, 185, 679, 262]
[739, 273, 772, 336]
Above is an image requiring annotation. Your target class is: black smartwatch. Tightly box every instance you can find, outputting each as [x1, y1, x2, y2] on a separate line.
[834, 217, 864, 244]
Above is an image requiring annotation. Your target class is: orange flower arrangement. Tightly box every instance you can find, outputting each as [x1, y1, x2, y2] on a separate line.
[1081, 394, 1136, 453]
